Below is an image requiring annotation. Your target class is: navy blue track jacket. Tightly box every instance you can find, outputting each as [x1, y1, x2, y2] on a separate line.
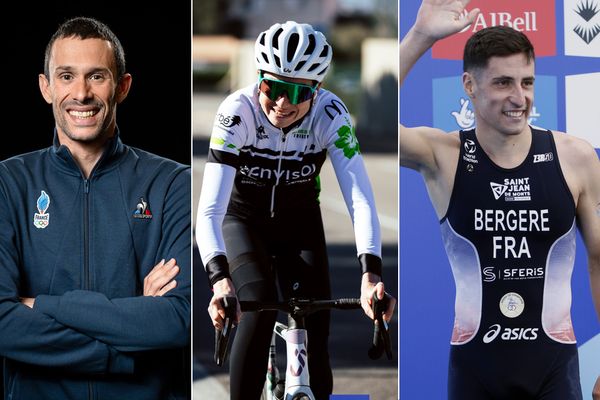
[0, 132, 191, 400]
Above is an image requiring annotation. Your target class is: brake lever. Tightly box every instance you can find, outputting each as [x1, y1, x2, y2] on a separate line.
[214, 296, 237, 366]
[368, 292, 392, 360]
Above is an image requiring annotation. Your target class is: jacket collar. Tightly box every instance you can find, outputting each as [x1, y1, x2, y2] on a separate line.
[50, 128, 128, 177]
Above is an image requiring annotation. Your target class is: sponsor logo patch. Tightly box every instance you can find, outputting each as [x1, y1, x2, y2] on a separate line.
[490, 178, 531, 201]
[490, 182, 508, 200]
[483, 266, 544, 283]
[133, 197, 153, 219]
[483, 323, 539, 343]
[256, 125, 268, 140]
[533, 152, 554, 163]
[500, 292, 525, 318]
[216, 113, 242, 128]
[33, 190, 50, 229]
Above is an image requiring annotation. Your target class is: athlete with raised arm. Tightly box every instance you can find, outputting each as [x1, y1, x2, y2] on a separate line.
[400, 1, 600, 399]
[196, 21, 396, 400]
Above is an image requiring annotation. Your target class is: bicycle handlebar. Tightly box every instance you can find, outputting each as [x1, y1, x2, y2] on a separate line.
[213, 295, 393, 366]
[239, 297, 362, 314]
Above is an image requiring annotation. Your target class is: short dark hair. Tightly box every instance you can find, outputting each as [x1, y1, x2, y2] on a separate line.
[44, 17, 126, 79]
[463, 25, 535, 73]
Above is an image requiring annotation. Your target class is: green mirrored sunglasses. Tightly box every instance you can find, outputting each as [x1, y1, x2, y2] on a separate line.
[258, 73, 318, 105]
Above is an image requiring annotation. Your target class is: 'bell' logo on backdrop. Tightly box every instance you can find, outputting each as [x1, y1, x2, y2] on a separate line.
[432, 0, 556, 60]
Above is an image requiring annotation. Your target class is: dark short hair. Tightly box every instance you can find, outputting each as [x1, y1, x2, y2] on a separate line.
[463, 25, 535, 73]
[44, 17, 126, 79]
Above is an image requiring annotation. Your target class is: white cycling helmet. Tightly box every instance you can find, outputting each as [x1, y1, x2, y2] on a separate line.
[255, 21, 333, 83]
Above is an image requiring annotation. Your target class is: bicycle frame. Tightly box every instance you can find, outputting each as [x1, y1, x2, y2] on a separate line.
[264, 321, 315, 400]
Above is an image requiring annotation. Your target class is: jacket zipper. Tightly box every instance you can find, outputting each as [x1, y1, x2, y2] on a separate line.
[83, 179, 94, 400]
[270, 130, 287, 218]
[83, 179, 90, 291]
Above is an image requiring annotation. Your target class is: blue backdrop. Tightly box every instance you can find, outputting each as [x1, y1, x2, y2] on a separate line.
[400, 1, 600, 398]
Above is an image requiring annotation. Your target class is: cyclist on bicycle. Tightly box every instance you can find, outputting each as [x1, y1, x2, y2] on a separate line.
[196, 21, 395, 400]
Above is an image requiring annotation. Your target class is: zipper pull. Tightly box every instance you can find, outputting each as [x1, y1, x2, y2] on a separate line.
[84, 179, 90, 194]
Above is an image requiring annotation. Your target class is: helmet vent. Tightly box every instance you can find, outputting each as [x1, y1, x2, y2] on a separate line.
[308, 63, 320, 72]
[259, 32, 266, 46]
[320, 45, 329, 57]
[274, 54, 281, 68]
[304, 34, 316, 55]
[287, 33, 300, 62]
[272, 28, 283, 49]
[261, 52, 269, 63]
[294, 61, 306, 71]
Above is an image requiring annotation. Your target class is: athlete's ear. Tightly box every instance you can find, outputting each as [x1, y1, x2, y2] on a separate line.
[115, 73, 132, 104]
[463, 72, 475, 98]
[39, 73, 52, 104]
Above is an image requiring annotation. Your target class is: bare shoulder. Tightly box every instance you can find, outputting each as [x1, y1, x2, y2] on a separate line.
[552, 131, 598, 167]
[552, 131, 600, 203]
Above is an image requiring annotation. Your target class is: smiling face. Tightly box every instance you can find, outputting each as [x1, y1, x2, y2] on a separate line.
[39, 37, 131, 146]
[258, 72, 317, 129]
[464, 53, 535, 137]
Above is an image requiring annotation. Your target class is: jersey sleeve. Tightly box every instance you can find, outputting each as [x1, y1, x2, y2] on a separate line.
[207, 93, 252, 167]
[319, 94, 382, 259]
[195, 162, 236, 266]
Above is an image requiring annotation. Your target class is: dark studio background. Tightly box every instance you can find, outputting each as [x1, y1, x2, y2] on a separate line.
[1, 1, 191, 165]
[0, 2, 192, 398]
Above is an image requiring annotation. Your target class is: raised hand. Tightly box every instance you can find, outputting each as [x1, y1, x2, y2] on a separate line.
[413, 0, 480, 41]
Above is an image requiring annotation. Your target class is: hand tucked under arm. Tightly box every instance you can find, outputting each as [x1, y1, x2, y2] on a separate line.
[20, 297, 35, 308]
[143, 258, 179, 297]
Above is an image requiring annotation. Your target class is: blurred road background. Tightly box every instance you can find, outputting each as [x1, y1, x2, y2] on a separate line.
[192, 1, 398, 398]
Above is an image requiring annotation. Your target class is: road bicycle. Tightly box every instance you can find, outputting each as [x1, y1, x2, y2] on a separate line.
[214, 294, 392, 400]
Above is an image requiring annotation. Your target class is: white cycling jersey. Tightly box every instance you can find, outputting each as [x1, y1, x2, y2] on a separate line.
[196, 83, 381, 267]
